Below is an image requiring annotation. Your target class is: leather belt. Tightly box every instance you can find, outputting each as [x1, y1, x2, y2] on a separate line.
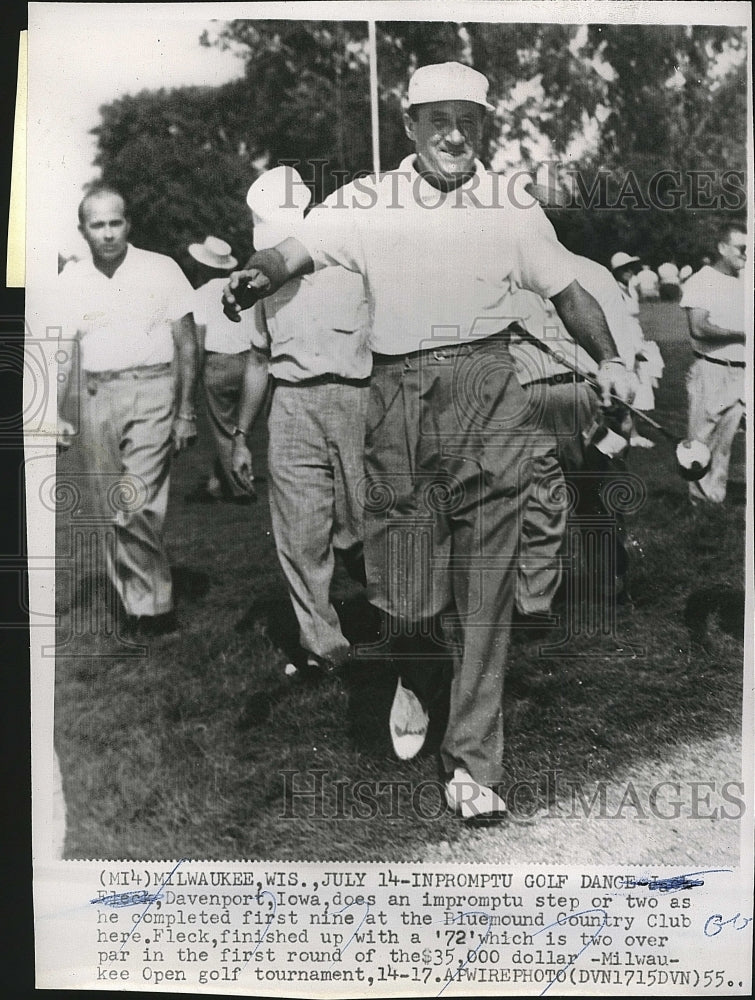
[273, 374, 371, 388]
[372, 332, 509, 367]
[84, 362, 172, 382]
[693, 351, 745, 368]
[524, 372, 586, 388]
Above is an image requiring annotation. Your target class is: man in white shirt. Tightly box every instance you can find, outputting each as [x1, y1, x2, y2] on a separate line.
[57, 186, 198, 636]
[680, 223, 747, 505]
[188, 236, 256, 505]
[231, 167, 371, 675]
[222, 62, 634, 821]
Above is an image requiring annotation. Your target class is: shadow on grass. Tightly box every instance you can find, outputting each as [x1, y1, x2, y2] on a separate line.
[233, 590, 419, 756]
[54, 302, 748, 860]
[684, 586, 745, 646]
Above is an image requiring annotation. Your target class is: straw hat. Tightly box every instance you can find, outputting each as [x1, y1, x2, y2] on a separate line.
[188, 236, 237, 270]
[610, 251, 641, 272]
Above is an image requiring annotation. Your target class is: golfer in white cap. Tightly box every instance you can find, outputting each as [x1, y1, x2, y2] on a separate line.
[222, 61, 634, 821]
[187, 235, 257, 505]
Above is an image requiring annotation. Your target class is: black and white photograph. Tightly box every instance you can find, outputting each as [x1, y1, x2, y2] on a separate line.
[25, 1, 752, 993]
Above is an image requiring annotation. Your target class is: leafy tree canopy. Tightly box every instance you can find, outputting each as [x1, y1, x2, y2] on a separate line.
[91, 20, 747, 269]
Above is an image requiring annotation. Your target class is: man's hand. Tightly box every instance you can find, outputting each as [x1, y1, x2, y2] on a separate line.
[171, 416, 198, 452]
[57, 418, 75, 454]
[231, 436, 256, 495]
[221, 241, 315, 321]
[596, 359, 636, 407]
[222, 269, 272, 322]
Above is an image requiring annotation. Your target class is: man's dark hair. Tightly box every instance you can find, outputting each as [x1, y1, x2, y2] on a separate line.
[716, 221, 746, 253]
[78, 184, 130, 226]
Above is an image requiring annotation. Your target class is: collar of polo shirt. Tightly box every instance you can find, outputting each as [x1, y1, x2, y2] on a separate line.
[405, 155, 488, 202]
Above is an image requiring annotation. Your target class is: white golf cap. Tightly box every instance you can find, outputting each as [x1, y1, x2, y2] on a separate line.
[610, 251, 641, 272]
[188, 236, 237, 270]
[246, 165, 312, 250]
[407, 61, 494, 110]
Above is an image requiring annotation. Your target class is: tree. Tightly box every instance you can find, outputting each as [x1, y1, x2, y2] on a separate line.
[90, 19, 747, 267]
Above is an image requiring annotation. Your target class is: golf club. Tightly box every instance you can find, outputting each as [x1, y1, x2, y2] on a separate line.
[507, 323, 712, 481]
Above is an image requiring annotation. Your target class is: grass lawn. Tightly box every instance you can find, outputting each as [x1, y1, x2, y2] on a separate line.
[54, 301, 747, 861]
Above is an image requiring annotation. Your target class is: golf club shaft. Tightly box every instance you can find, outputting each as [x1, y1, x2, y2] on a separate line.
[508, 323, 681, 444]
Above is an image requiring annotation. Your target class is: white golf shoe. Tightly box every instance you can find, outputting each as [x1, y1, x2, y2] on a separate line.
[445, 767, 508, 823]
[389, 678, 429, 760]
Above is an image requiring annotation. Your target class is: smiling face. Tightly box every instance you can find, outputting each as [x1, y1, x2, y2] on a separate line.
[404, 100, 484, 186]
[717, 229, 747, 276]
[79, 192, 131, 271]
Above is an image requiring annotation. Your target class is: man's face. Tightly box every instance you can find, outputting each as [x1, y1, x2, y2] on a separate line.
[404, 100, 484, 183]
[79, 193, 131, 266]
[718, 230, 747, 275]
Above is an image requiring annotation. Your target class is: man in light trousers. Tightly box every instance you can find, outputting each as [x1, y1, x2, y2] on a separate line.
[680, 223, 747, 505]
[57, 186, 198, 636]
[231, 167, 371, 674]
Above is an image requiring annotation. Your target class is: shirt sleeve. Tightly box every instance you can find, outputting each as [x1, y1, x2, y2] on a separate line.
[191, 283, 207, 327]
[511, 222, 580, 300]
[296, 185, 365, 274]
[56, 262, 83, 339]
[162, 257, 196, 322]
[678, 272, 709, 311]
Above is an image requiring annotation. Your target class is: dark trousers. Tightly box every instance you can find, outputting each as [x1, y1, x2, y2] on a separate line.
[363, 338, 556, 785]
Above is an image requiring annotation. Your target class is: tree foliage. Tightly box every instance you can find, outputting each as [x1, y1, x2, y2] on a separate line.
[90, 19, 747, 268]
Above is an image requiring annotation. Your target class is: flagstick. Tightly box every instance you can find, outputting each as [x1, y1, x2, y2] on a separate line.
[368, 21, 381, 176]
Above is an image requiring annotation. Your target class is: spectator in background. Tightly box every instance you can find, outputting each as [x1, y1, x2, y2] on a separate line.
[657, 260, 681, 301]
[187, 236, 256, 506]
[680, 223, 747, 505]
[56, 186, 198, 636]
[611, 251, 665, 448]
[633, 263, 660, 302]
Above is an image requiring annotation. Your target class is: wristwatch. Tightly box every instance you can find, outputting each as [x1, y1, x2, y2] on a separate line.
[231, 426, 247, 439]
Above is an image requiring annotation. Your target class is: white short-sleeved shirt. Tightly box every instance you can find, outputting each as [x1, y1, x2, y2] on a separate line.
[679, 265, 745, 363]
[251, 266, 371, 382]
[58, 244, 194, 372]
[193, 277, 254, 355]
[296, 156, 581, 355]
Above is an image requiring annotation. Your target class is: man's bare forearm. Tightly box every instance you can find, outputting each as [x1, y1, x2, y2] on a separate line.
[223, 238, 315, 320]
[240, 237, 315, 283]
[686, 308, 745, 345]
[551, 281, 619, 363]
[237, 347, 271, 433]
[173, 314, 199, 414]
